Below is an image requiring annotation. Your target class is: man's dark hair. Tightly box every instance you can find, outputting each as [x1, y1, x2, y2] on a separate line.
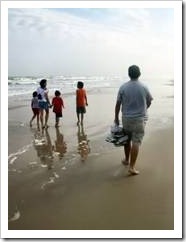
[77, 81, 84, 89]
[128, 65, 141, 79]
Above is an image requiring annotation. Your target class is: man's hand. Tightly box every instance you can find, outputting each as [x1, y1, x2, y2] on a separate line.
[115, 101, 121, 126]
[114, 118, 119, 126]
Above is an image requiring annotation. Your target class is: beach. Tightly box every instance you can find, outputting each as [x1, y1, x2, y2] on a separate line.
[8, 84, 174, 231]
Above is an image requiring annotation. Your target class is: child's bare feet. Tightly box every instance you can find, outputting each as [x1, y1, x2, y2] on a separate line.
[128, 168, 139, 175]
[122, 159, 129, 166]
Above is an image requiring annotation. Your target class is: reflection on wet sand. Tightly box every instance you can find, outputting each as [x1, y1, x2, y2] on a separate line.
[54, 127, 67, 159]
[33, 127, 67, 170]
[33, 129, 54, 169]
[77, 124, 90, 161]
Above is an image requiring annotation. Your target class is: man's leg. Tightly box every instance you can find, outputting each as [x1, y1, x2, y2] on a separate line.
[129, 142, 140, 175]
[122, 142, 131, 165]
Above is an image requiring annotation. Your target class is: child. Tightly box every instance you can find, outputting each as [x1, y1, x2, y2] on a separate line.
[52, 90, 64, 127]
[30, 91, 40, 129]
[76, 81, 88, 125]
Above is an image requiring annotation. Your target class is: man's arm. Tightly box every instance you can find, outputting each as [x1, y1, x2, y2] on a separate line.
[146, 93, 153, 108]
[147, 99, 152, 108]
[145, 87, 153, 109]
[114, 100, 121, 125]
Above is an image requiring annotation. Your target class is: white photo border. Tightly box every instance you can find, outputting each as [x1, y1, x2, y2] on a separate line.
[1, 0, 182, 239]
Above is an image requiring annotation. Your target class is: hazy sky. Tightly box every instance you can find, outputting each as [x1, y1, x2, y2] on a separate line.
[8, 7, 174, 78]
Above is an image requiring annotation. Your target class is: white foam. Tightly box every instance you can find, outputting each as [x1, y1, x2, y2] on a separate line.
[8, 144, 32, 164]
[53, 172, 59, 178]
[9, 156, 17, 165]
[9, 210, 20, 222]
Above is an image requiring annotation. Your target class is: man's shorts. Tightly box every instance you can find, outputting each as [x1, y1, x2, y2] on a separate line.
[38, 101, 49, 110]
[122, 117, 145, 144]
[76, 106, 86, 114]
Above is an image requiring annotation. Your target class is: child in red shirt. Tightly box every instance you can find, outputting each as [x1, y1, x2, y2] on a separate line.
[52, 90, 64, 127]
[76, 81, 88, 125]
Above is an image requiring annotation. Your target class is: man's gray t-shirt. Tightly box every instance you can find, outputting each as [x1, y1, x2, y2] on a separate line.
[117, 80, 153, 118]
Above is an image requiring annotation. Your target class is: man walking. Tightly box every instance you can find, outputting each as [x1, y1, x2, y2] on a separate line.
[115, 65, 153, 175]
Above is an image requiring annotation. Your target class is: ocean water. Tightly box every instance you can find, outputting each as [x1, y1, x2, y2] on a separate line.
[8, 75, 173, 96]
[8, 75, 120, 98]
[8, 75, 174, 131]
[8, 74, 173, 105]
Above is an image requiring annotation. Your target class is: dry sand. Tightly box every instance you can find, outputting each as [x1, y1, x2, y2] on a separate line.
[8, 88, 174, 230]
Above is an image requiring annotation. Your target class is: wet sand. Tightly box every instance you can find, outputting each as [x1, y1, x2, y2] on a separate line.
[8, 88, 174, 230]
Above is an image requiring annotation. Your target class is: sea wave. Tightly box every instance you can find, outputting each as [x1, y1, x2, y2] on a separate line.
[8, 75, 122, 97]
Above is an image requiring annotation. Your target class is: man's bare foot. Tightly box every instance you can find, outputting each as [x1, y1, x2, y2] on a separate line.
[122, 159, 129, 166]
[128, 168, 139, 175]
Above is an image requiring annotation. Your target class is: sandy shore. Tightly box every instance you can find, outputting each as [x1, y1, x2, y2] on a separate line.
[8, 87, 174, 231]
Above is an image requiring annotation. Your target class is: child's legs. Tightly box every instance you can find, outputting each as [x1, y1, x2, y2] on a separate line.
[45, 109, 49, 126]
[30, 108, 38, 124]
[30, 114, 36, 126]
[80, 107, 86, 124]
[31, 114, 36, 121]
[40, 109, 44, 127]
[77, 112, 80, 122]
[80, 113, 84, 123]
[36, 114, 40, 127]
[55, 115, 59, 125]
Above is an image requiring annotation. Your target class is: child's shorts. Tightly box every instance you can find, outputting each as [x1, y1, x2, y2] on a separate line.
[32, 108, 40, 115]
[76, 106, 86, 114]
[55, 112, 62, 118]
[38, 101, 49, 110]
